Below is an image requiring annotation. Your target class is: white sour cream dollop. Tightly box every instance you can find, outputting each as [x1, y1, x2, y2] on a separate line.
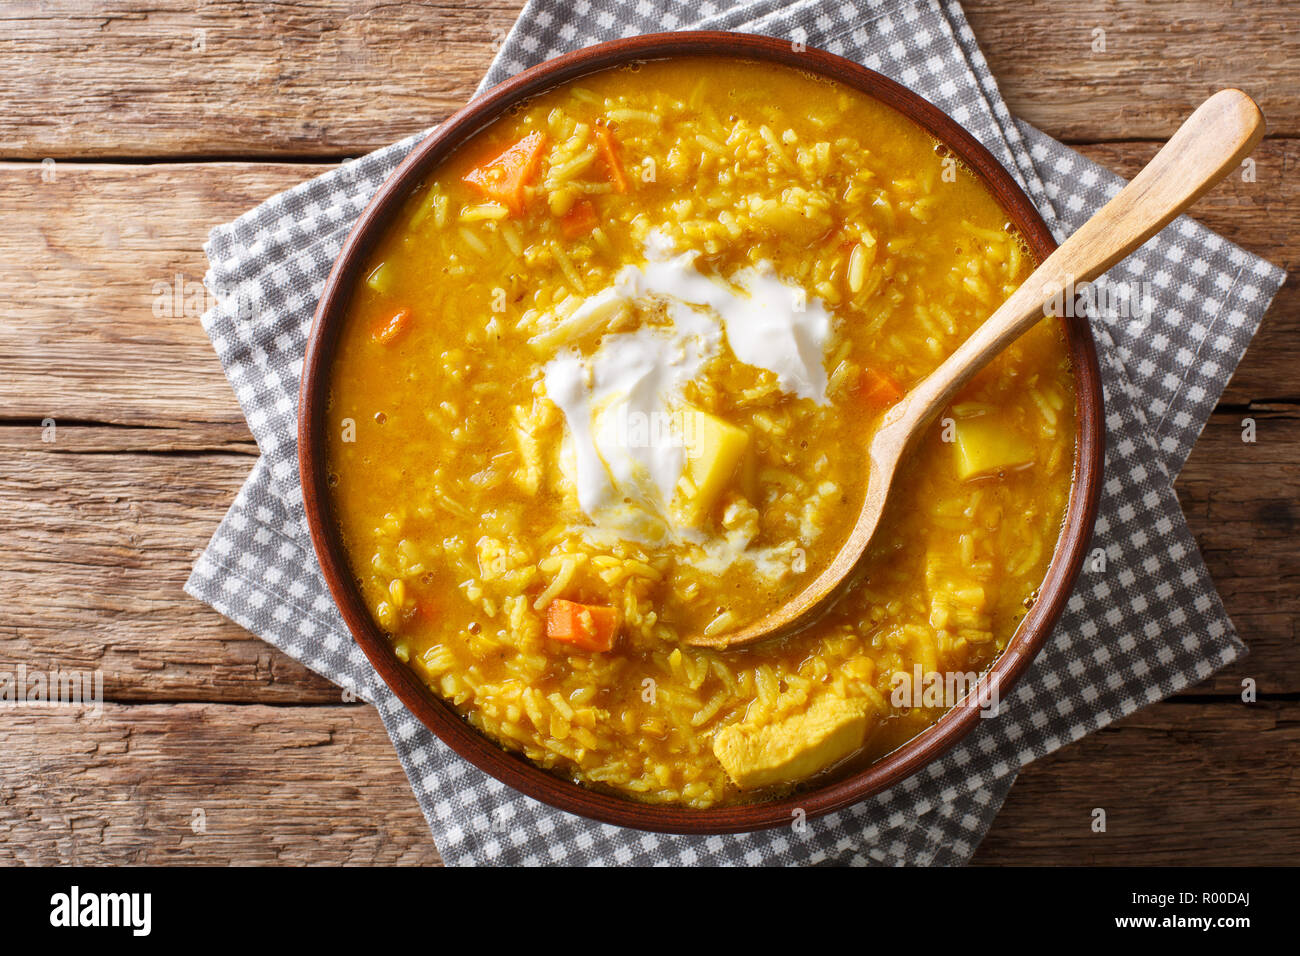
[540, 231, 834, 544]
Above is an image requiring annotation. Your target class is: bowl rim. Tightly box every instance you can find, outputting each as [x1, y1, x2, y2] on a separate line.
[298, 30, 1106, 835]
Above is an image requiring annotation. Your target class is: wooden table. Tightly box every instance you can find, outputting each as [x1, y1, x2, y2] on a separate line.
[2, 1, 1296, 865]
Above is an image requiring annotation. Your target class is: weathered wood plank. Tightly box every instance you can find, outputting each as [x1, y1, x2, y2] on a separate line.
[0, 160, 333, 425]
[1, 1, 1296, 160]
[1, 698, 1287, 865]
[0, 703, 441, 865]
[0, 0, 523, 159]
[966, 0, 1300, 142]
[1, 143, 1294, 430]
[975, 699, 1299, 865]
[0, 443, 343, 703]
[0, 421, 257, 454]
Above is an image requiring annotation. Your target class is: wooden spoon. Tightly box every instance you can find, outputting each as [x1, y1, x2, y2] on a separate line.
[691, 88, 1264, 650]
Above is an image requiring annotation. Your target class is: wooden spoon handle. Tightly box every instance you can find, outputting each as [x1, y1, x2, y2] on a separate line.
[891, 88, 1265, 437]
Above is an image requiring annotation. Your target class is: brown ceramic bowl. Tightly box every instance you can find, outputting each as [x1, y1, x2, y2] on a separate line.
[299, 31, 1105, 834]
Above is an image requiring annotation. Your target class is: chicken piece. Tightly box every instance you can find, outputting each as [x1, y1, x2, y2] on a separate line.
[713, 696, 875, 789]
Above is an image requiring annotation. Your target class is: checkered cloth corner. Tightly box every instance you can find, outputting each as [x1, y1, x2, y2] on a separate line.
[185, 0, 1286, 866]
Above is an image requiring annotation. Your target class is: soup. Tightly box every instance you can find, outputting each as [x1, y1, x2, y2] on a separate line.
[326, 58, 1075, 806]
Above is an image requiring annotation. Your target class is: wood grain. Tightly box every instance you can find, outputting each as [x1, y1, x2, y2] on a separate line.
[0, 703, 440, 865]
[1, 2, 1295, 161]
[1, 698, 1289, 865]
[975, 699, 1300, 865]
[0, 0, 524, 159]
[0, 441, 343, 703]
[965, 0, 1300, 142]
[0, 160, 333, 425]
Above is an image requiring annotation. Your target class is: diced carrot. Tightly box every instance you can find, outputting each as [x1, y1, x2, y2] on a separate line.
[559, 198, 599, 239]
[854, 366, 903, 408]
[545, 599, 619, 652]
[594, 125, 628, 194]
[397, 597, 436, 632]
[462, 130, 547, 215]
[413, 598, 437, 623]
[372, 308, 412, 345]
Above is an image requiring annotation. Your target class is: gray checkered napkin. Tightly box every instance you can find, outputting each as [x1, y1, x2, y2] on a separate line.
[185, 0, 1286, 865]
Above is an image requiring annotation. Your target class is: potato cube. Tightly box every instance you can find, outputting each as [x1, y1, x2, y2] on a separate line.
[952, 414, 1034, 480]
[677, 407, 749, 522]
